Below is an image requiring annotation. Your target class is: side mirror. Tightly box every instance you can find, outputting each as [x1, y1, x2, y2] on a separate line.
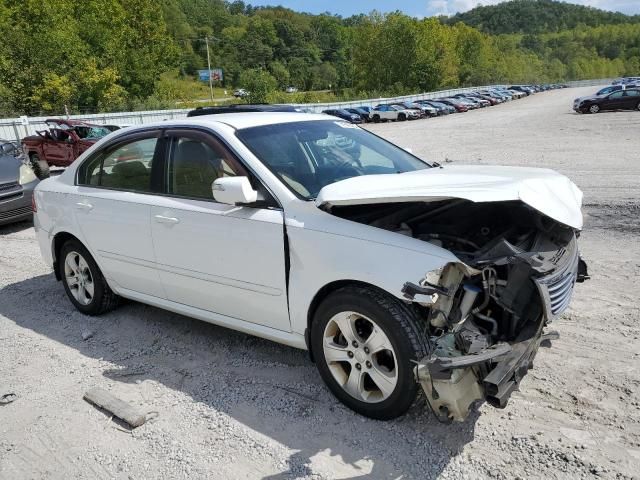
[0, 143, 16, 155]
[212, 176, 258, 205]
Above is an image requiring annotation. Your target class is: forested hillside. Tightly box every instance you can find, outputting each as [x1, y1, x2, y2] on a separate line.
[0, 0, 638, 116]
[447, 0, 640, 34]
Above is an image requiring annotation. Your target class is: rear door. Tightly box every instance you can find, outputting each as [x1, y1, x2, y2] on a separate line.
[149, 129, 290, 331]
[74, 130, 166, 298]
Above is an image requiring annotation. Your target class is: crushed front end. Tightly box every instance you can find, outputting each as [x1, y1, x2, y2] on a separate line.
[395, 201, 590, 421]
[327, 197, 589, 421]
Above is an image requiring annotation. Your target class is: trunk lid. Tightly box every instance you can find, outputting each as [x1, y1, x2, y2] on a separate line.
[315, 165, 583, 229]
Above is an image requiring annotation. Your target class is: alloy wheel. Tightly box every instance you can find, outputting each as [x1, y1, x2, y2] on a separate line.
[64, 251, 95, 306]
[322, 311, 398, 403]
[589, 104, 600, 114]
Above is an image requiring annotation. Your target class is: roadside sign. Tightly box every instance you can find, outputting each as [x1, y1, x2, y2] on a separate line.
[198, 69, 223, 82]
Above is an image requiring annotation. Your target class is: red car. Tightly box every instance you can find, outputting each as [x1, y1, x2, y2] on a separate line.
[435, 98, 469, 112]
[22, 119, 111, 178]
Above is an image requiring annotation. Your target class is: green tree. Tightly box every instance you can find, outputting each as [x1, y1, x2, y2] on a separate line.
[239, 69, 277, 103]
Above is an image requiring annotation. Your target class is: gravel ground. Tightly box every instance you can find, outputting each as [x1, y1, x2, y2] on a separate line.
[1, 86, 639, 480]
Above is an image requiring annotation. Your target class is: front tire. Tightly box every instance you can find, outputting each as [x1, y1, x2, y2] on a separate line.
[59, 240, 119, 315]
[372, 114, 380, 123]
[311, 285, 428, 420]
[589, 104, 600, 114]
[29, 153, 50, 179]
[398, 113, 407, 121]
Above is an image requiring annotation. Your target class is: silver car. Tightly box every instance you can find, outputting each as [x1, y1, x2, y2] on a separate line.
[0, 141, 39, 225]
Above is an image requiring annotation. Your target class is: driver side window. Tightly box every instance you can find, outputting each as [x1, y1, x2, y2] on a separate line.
[51, 129, 71, 142]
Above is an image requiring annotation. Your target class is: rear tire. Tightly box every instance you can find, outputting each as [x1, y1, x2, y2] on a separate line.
[29, 153, 50, 179]
[59, 240, 120, 315]
[636, 101, 640, 111]
[311, 285, 429, 420]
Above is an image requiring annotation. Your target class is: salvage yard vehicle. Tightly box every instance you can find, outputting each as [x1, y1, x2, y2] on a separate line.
[574, 88, 640, 114]
[371, 104, 420, 122]
[33, 113, 588, 422]
[436, 98, 470, 113]
[322, 109, 363, 124]
[0, 140, 39, 225]
[22, 119, 112, 179]
[345, 108, 371, 123]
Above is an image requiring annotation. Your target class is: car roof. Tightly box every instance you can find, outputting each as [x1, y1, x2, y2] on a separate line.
[187, 104, 300, 116]
[45, 118, 102, 127]
[149, 112, 334, 131]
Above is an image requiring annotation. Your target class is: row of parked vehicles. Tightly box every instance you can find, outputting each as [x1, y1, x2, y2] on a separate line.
[573, 78, 640, 114]
[322, 84, 565, 124]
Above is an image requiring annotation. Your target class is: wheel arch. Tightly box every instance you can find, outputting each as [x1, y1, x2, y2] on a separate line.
[51, 231, 83, 281]
[305, 279, 402, 362]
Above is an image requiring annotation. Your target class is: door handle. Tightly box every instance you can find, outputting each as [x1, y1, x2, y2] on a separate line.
[75, 201, 93, 211]
[154, 214, 180, 224]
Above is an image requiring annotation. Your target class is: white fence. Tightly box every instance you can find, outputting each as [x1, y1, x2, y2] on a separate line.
[0, 78, 614, 143]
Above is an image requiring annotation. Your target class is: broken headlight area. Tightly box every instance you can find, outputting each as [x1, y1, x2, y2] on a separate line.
[332, 199, 589, 421]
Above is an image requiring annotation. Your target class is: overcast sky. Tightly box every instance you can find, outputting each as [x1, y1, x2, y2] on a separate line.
[247, 0, 640, 16]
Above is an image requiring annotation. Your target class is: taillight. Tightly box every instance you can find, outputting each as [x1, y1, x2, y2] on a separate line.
[31, 193, 37, 213]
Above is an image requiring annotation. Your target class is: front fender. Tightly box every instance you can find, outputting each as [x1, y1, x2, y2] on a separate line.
[286, 220, 459, 336]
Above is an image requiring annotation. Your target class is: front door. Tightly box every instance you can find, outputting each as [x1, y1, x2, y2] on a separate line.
[604, 91, 625, 110]
[150, 130, 290, 332]
[43, 129, 74, 164]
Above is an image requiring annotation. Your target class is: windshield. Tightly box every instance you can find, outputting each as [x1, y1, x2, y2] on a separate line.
[236, 120, 430, 199]
[74, 125, 111, 139]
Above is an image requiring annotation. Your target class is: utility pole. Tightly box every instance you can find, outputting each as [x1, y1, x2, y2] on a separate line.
[205, 36, 214, 102]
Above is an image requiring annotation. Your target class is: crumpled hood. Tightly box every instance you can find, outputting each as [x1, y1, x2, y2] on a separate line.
[315, 165, 584, 229]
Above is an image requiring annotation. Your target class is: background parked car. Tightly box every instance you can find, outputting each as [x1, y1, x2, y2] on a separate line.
[322, 109, 363, 124]
[454, 94, 490, 108]
[22, 119, 112, 179]
[509, 85, 534, 96]
[0, 140, 38, 226]
[448, 96, 481, 109]
[574, 88, 640, 113]
[390, 102, 437, 118]
[371, 105, 419, 122]
[345, 108, 370, 122]
[418, 100, 454, 115]
[435, 98, 469, 112]
[233, 89, 250, 98]
[285, 86, 298, 93]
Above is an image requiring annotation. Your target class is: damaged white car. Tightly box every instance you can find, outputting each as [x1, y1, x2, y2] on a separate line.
[33, 113, 588, 421]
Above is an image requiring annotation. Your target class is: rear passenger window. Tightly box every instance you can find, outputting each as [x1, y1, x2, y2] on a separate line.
[78, 137, 158, 192]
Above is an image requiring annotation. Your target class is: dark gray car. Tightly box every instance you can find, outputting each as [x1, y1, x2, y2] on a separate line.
[1, 141, 39, 226]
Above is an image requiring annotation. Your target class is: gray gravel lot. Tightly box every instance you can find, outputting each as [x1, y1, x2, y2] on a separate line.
[1, 86, 639, 479]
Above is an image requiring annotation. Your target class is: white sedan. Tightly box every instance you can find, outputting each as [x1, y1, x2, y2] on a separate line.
[33, 113, 588, 421]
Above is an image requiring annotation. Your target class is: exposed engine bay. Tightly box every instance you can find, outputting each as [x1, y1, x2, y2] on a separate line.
[327, 199, 589, 421]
